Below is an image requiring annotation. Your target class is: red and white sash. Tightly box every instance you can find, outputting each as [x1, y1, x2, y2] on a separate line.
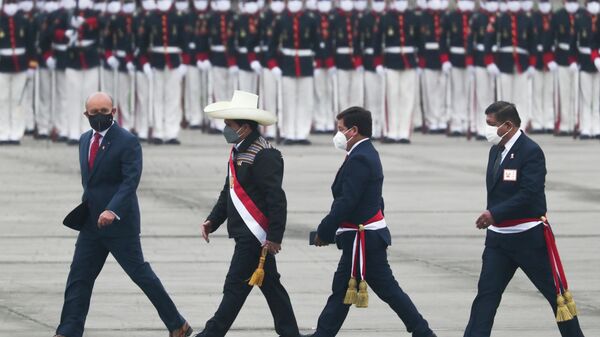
[228, 148, 269, 244]
[336, 210, 387, 281]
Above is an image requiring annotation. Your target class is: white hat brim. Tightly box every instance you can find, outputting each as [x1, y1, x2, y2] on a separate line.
[206, 107, 278, 126]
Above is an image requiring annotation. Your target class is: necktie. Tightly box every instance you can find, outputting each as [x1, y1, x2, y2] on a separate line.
[492, 145, 505, 178]
[89, 133, 102, 170]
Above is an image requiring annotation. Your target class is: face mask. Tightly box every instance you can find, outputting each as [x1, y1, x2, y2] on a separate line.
[440, 0, 449, 9]
[417, 0, 428, 9]
[485, 1, 499, 11]
[215, 0, 231, 11]
[61, 0, 76, 9]
[333, 129, 353, 151]
[355, 0, 367, 10]
[107, 1, 121, 13]
[94, 1, 107, 11]
[457, 0, 475, 11]
[193, 0, 208, 10]
[157, 0, 173, 11]
[339, 0, 353, 11]
[485, 122, 511, 145]
[288, 0, 302, 12]
[244, 1, 258, 13]
[122, 2, 136, 13]
[506, 0, 520, 12]
[142, 0, 156, 10]
[521, 0, 533, 11]
[565, 1, 579, 13]
[223, 126, 241, 144]
[3, 3, 19, 15]
[538, 2, 551, 13]
[258, 0, 265, 8]
[175, 1, 189, 10]
[79, 0, 93, 9]
[372, 1, 385, 12]
[270, 0, 284, 12]
[19, 1, 34, 11]
[428, 0, 442, 10]
[45, 1, 59, 11]
[587, 1, 600, 14]
[394, 0, 408, 12]
[88, 113, 114, 132]
[306, 0, 317, 10]
[317, 0, 331, 12]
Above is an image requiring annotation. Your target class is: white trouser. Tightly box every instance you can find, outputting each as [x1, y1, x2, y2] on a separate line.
[184, 66, 207, 127]
[384, 69, 417, 140]
[449, 68, 471, 133]
[135, 71, 150, 139]
[36, 68, 53, 136]
[531, 70, 555, 131]
[0, 72, 27, 141]
[210, 66, 234, 131]
[313, 68, 334, 132]
[281, 76, 313, 140]
[22, 73, 35, 131]
[238, 69, 258, 94]
[579, 71, 600, 137]
[473, 67, 494, 136]
[413, 70, 424, 129]
[259, 68, 277, 138]
[103, 70, 135, 131]
[153, 69, 183, 140]
[556, 66, 577, 133]
[498, 72, 530, 130]
[65, 68, 99, 140]
[423, 69, 447, 132]
[364, 70, 384, 138]
[336, 69, 364, 111]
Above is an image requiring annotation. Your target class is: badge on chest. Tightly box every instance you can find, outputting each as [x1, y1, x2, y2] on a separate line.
[503, 169, 517, 182]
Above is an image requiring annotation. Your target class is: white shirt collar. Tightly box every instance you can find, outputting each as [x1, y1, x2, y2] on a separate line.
[501, 130, 521, 162]
[92, 121, 114, 139]
[348, 138, 370, 155]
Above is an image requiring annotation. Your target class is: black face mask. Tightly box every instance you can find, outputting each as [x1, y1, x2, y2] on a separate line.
[88, 113, 114, 132]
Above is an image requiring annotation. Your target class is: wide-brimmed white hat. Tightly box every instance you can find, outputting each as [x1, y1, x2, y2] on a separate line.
[204, 90, 277, 126]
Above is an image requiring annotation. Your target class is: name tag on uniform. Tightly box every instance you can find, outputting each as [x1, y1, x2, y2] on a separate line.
[503, 169, 517, 181]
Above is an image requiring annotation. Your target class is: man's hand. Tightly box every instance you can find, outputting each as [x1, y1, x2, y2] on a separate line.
[263, 240, 281, 255]
[314, 234, 329, 247]
[97, 210, 116, 228]
[476, 210, 496, 229]
[201, 220, 212, 243]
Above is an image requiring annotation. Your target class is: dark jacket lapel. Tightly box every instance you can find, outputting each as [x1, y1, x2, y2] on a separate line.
[80, 130, 93, 181]
[491, 132, 526, 189]
[87, 124, 118, 182]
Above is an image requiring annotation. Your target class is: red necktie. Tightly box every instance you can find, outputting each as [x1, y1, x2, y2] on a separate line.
[88, 133, 102, 170]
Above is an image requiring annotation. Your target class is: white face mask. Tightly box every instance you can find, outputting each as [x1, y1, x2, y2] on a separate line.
[61, 0, 76, 9]
[588, 1, 600, 14]
[428, 0, 442, 10]
[372, 1, 385, 12]
[45, 1, 59, 11]
[317, 1, 331, 12]
[506, 0, 520, 12]
[394, 0, 408, 11]
[78, 0, 93, 9]
[19, 1, 34, 11]
[157, 0, 173, 11]
[142, 0, 156, 10]
[339, 0, 353, 11]
[485, 1, 499, 11]
[215, 0, 230, 11]
[288, 0, 302, 12]
[440, 0, 449, 9]
[538, 2, 551, 13]
[333, 129, 353, 151]
[355, 0, 367, 11]
[521, 0, 533, 11]
[457, 0, 475, 11]
[258, 0, 265, 8]
[107, 1, 121, 13]
[175, 1, 189, 10]
[417, 0, 428, 9]
[3, 3, 19, 15]
[565, 1, 579, 13]
[244, 1, 259, 13]
[485, 122, 511, 145]
[305, 0, 317, 10]
[122, 2, 136, 12]
[270, 0, 284, 12]
[499, 1, 507, 11]
[193, 0, 208, 10]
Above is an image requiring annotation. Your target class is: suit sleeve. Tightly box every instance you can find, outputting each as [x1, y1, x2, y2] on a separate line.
[253, 149, 287, 244]
[106, 136, 143, 217]
[488, 146, 547, 223]
[206, 175, 230, 232]
[317, 156, 370, 244]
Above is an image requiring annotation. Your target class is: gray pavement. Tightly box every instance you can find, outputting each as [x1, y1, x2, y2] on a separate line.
[1, 131, 599, 337]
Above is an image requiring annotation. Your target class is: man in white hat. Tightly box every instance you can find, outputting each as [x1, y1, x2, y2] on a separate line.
[195, 90, 303, 337]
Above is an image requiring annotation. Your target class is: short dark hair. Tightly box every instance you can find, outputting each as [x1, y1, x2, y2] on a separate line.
[234, 119, 259, 131]
[485, 101, 521, 127]
[336, 106, 373, 137]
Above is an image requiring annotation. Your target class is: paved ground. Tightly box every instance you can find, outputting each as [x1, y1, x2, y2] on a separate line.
[1, 131, 599, 337]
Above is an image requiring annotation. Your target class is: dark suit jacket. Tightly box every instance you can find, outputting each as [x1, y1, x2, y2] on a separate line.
[317, 139, 391, 248]
[485, 132, 548, 249]
[207, 131, 287, 244]
[78, 123, 142, 237]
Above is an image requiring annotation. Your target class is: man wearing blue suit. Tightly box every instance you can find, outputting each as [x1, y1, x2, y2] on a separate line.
[464, 101, 585, 337]
[54, 92, 192, 337]
[311, 107, 437, 337]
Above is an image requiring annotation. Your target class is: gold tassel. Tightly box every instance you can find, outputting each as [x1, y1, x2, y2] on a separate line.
[248, 247, 267, 287]
[556, 294, 574, 322]
[563, 290, 578, 317]
[355, 280, 369, 308]
[343, 277, 358, 305]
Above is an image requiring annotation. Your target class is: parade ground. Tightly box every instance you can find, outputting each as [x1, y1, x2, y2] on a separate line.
[1, 131, 599, 337]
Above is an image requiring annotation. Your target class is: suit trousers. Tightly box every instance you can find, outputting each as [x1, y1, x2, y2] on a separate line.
[578, 71, 600, 137]
[531, 70, 555, 131]
[281, 76, 313, 141]
[64, 68, 100, 141]
[56, 230, 185, 337]
[473, 67, 494, 137]
[259, 67, 278, 138]
[210, 66, 235, 131]
[313, 68, 334, 132]
[184, 66, 208, 127]
[336, 69, 364, 111]
[385, 69, 417, 140]
[364, 70, 385, 138]
[556, 66, 577, 133]
[153, 68, 183, 140]
[36, 68, 54, 136]
[449, 68, 471, 133]
[135, 71, 151, 139]
[103, 69, 136, 131]
[201, 237, 300, 337]
[0, 72, 27, 141]
[464, 243, 585, 337]
[423, 69, 447, 132]
[313, 233, 433, 337]
[498, 72, 530, 130]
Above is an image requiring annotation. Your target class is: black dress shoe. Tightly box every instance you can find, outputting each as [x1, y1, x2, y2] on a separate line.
[138, 137, 148, 143]
[380, 137, 396, 144]
[151, 138, 164, 145]
[282, 139, 296, 145]
[189, 125, 202, 130]
[55, 136, 68, 143]
[207, 128, 222, 134]
[475, 135, 487, 141]
[166, 139, 181, 145]
[297, 139, 312, 145]
[7, 140, 21, 145]
[0, 140, 9, 146]
[67, 139, 79, 146]
[579, 135, 592, 140]
[397, 138, 411, 144]
[448, 131, 464, 137]
[34, 134, 49, 140]
[24, 129, 35, 136]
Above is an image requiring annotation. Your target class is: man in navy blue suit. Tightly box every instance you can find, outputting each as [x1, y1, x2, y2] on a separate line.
[54, 92, 192, 337]
[311, 107, 437, 337]
[464, 101, 585, 337]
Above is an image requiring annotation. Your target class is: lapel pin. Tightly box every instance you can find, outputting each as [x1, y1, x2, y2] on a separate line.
[510, 153, 514, 159]
[101, 145, 106, 150]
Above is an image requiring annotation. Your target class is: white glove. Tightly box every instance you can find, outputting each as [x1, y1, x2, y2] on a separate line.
[196, 60, 203, 69]
[442, 61, 452, 74]
[375, 65, 385, 76]
[314, 68, 323, 77]
[487, 63, 500, 76]
[126, 62, 135, 74]
[467, 65, 475, 75]
[356, 65, 364, 73]
[46, 56, 56, 70]
[526, 66, 536, 78]
[595, 58, 600, 72]
[547, 61, 558, 72]
[228, 65, 239, 75]
[177, 64, 188, 77]
[107, 55, 119, 70]
[569, 62, 580, 73]
[200, 60, 212, 70]
[271, 66, 282, 78]
[250, 60, 262, 74]
[328, 66, 337, 76]
[65, 29, 77, 46]
[416, 67, 423, 76]
[143, 63, 153, 79]
[27, 68, 36, 78]
[70, 16, 85, 29]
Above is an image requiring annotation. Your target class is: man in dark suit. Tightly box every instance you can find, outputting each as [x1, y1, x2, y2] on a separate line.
[311, 107, 437, 337]
[54, 92, 192, 337]
[464, 101, 585, 337]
